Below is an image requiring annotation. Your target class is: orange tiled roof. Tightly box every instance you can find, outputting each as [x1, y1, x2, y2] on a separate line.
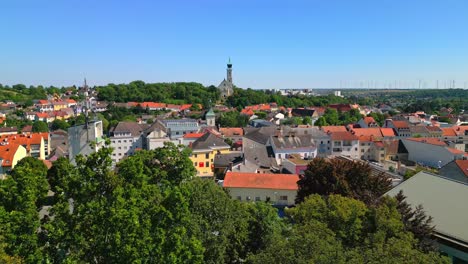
[0, 143, 20, 167]
[406, 137, 447, 146]
[454, 160, 468, 177]
[392, 120, 410, 129]
[224, 172, 299, 190]
[330, 131, 359, 141]
[0, 133, 45, 151]
[441, 127, 457, 137]
[352, 128, 382, 138]
[380, 128, 396, 137]
[321, 126, 347, 133]
[219, 127, 244, 137]
[446, 148, 466, 155]
[183, 133, 205, 139]
[364, 116, 376, 124]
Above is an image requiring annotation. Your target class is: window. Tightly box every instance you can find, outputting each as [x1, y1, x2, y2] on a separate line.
[279, 195, 288, 201]
[118, 140, 121, 143]
[361, 149, 364, 153]
[278, 154, 282, 159]
[206, 161, 210, 168]
[123, 140, 127, 143]
[255, 197, 261, 201]
[194, 162, 197, 167]
[129, 139, 133, 142]
[355, 148, 358, 151]
[118, 147, 122, 149]
[237, 196, 242, 201]
[321, 141, 323, 144]
[205, 153, 209, 159]
[246, 196, 251, 201]
[194, 154, 197, 158]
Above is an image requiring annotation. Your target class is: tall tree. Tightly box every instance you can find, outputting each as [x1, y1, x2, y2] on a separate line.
[32, 121, 49, 132]
[296, 158, 392, 205]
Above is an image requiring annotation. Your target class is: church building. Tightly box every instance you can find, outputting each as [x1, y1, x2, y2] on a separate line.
[218, 59, 234, 98]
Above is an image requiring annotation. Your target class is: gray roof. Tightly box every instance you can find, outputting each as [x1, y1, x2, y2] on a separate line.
[191, 132, 230, 151]
[409, 126, 429, 134]
[270, 135, 316, 150]
[243, 126, 277, 144]
[111, 122, 149, 137]
[214, 152, 243, 167]
[385, 171, 468, 246]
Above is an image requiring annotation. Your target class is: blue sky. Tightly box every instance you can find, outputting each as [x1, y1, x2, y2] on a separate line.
[1, 0, 468, 89]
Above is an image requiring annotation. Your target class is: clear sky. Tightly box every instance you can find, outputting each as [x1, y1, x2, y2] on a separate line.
[1, 0, 468, 89]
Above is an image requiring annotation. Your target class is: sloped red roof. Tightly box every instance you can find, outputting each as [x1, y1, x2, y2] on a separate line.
[0, 143, 21, 167]
[392, 121, 410, 129]
[446, 148, 465, 155]
[406, 137, 447, 146]
[380, 128, 396, 137]
[224, 172, 299, 190]
[219, 127, 244, 137]
[183, 133, 205, 139]
[330, 131, 359, 141]
[454, 160, 468, 177]
[364, 116, 376, 125]
[322, 126, 347, 133]
[441, 127, 457, 137]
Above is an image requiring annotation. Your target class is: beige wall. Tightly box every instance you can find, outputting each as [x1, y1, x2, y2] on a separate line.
[225, 187, 297, 206]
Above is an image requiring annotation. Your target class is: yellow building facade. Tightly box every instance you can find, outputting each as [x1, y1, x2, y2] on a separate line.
[190, 133, 231, 177]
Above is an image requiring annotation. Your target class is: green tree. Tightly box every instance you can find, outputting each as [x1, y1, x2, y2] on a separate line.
[31, 121, 49, 132]
[302, 116, 312, 125]
[324, 108, 339, 125]
[296, 158, 392, 205]
[314, 116, 328, 127]
[50, 119, 70, 131]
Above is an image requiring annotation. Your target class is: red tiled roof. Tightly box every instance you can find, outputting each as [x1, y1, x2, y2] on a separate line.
[241, 108, 254, 116]
[364, 116, 376, 124]
[406, 137, 447, 146]
[454, 160, 468, 177]
[179, 104, 192, 111]
[321, 126, 347, 133]
[224, 172, 299, 190]
[446, 148, 465, 155]
[219, 127, 244, 137]
[66, 99, 76, 104]
[441, 127, 457, 137]
[0, 143, 20, 167]
[36, 112, 49, 118]
[380, 128, 396, 137]
[352, 128, 382, 138]
[183, 133, 205, 139]
[392, 121, 410, 129]
[330, 131, 359, 141]
[38, 100, 49, 105]
[0, 133, 45, 151]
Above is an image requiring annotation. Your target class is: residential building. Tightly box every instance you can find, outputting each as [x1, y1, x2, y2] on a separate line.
[282, 154, 309, 175]
[181, 133, 205, 147]
[68, 120, 104, 164]
[223, 172, 299, 206]
[109, 122, 149, 164]
[268, 134, 317, 165]
[0, 133, 49, 159]
[0, 127, 18, 136]
[402, 137, 468, 168]
[190, 132, 231, 177]
[0, 143, 27, 177]
[242, 126, 279, 172]
[219, 127, 244, 145]
[385, 172, 468, 263]
[156, 119, 199, 140]
[385, 120, 411, 138]
[439, 160, 468, 183]
[329, 131, 360, 159]
[357, 116, 379, 128]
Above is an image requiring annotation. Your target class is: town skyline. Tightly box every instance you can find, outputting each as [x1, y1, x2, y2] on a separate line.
[2, 0, 468, 89]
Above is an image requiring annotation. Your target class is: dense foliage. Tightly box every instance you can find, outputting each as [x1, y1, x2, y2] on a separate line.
[0, 144, 448, 263]
[296, 158, 392, 205]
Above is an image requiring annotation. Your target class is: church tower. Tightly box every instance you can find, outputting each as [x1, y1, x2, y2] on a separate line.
[218, 58, 234, 98]
[227, 58, 233, 91]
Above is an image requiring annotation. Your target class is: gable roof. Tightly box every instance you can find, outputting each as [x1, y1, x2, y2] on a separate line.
[191, 132, 230, 151]
[363, 116, 376, 125]
[392, 120, 410, 129]
[385, 172, 468, 246]
[183, 133, 205, 139]
[0, 143, 21, 167]
[405, 137, 447, 146]
[330, 131, 358, 141]
[111, 122, 148, 137]
[224, 172, 299, 190]
[455, 160, 468, 177]
[219, 127, 244, 137]
[270, 135, 316, 150]
[380, 128, 396, 137]
[321, 126, 347, 133]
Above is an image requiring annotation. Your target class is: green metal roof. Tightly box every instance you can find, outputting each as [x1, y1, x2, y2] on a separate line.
[385, 171, 468, 247]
